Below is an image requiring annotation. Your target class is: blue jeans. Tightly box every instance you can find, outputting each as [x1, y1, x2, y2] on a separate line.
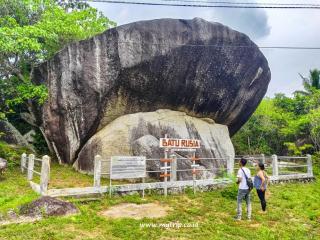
[237, 189, 251, 219]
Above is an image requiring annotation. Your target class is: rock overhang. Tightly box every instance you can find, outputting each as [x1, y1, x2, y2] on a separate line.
[32, 18, 271, 165]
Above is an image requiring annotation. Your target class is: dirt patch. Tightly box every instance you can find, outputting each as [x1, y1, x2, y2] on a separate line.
[0, 216, 41, 226]
[100, 202, 171, 219]
[249, 223, 261, 228]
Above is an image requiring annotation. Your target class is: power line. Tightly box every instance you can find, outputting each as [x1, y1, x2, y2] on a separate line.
[87, 0, 320, 9]
[160, 0, 320, 7]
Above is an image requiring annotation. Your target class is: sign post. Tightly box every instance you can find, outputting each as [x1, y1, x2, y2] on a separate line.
[109, 156, 146, 197]
[159, 135, 201, 196]
[170, 154, 177, 182]
[164, 147, 168, 196]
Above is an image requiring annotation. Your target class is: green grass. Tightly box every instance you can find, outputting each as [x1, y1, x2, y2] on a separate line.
[0, 164, 319, 240]
[0, 142, 319, 239]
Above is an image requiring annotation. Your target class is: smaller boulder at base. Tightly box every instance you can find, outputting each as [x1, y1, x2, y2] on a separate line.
[19, 196, 78, 217]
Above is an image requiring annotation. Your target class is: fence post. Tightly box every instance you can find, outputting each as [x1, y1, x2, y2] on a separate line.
[261, 154, 265, 164]
[170, 154, 177, 182]
[272, 154, 278, 177]
[27, 154, 35, 180]
[94, 155, 102, 188]
[307, 154, 313, 177]
[40, 155, 50, 194]
[227, 156, 234, 176]
[21, 153, 27, 173]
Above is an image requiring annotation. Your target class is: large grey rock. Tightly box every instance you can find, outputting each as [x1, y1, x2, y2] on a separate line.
[0, 120, 33, 150]
[74, 109, 235, 178]
[0, 158, 7, 174]
[19, 196, 78, 217]
[33, 18, 270, 165]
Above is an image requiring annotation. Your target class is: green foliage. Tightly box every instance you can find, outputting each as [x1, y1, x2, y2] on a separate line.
[0, 0, 115, 120]
[220, 184, 238, 200]
[297, 69, 320, 95]
[0, 141, 30, 169]
[308, 108, 320, 151]
[232, 98, 289, 155]
[284, 142, 313, 156]
[0, 0, 115, 63]
[233, 70, 320, 156]
[32, 129, 50, 154]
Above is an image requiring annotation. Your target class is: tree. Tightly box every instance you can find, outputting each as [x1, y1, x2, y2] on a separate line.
[308, 108, 320, 152]
[295, 69, 320, 95]
[0, 0, 115, 117]
[0, 0, 115, 153]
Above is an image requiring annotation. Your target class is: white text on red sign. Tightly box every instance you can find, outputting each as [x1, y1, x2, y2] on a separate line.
[159, 138, 201, 149]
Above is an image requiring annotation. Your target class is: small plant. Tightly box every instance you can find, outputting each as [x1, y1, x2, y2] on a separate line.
[0, 141, 31, 169]
[220, 184, 238, 200]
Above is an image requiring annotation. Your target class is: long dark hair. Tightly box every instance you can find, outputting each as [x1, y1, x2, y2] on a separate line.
[258, 162, 265, 170]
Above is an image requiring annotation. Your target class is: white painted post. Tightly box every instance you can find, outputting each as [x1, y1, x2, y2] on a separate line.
[227, 155, 234, 176]
[21, 153, 27, 173]
[272, 154, 279, 177]
[164, 149, 168, 197]
[27, 154, 35, 180]
[94, 155, 102, 188]
[307, 154, 313, 177]
[142, 177, 145, 198]
[40, 155, 50, 194]
[170, 154, 177, 182]
[109, 158, 112, 198]
[261, 154, 266, 164]
[163, 134, 168, 197]
[192, 152, 196, 194]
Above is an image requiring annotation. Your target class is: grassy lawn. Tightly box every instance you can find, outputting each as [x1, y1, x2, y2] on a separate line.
[0, 163, 319, 240]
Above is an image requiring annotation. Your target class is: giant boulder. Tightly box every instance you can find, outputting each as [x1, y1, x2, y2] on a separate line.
[74, 109, 234, 177]
[33, 18, 271, 167]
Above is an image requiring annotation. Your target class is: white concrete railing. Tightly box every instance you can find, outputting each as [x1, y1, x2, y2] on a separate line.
[93, 154, 313, 197]
[21, 153, 314, 197]
[234, 154, 313, 179]
[21, 153, 51, 195]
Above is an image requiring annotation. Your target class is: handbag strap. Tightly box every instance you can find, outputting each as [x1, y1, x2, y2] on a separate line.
[241, 167, 248, 180]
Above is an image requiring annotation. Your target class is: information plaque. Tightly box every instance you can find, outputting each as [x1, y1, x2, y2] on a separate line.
[110, 156, 146, 179]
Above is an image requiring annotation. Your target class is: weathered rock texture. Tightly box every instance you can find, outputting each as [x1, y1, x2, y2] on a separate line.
[0, 120, 33, 150]
[0, 158, 7, 174]
[33, 18, 271, 167]
[19, 196, 78, 217]
[74, 109, 234, 179]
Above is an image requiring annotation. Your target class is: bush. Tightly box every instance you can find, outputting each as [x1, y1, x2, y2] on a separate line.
[0, 141, 31, 169]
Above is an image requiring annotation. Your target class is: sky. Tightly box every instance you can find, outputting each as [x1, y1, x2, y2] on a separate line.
[89, 0, 320, 97]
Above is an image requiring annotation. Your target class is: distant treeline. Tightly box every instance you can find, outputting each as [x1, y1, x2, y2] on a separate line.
[232, 69, 320, 156]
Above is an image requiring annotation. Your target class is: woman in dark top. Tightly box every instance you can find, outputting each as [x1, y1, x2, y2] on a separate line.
[254, 163, 268, 212]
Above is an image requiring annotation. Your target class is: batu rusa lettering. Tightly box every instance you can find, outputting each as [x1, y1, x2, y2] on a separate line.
[159, 138, 201, 149]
